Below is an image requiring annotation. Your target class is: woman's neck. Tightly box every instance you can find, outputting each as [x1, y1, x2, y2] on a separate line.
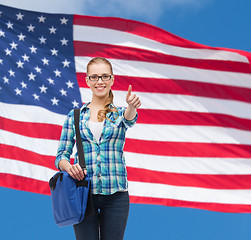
[89, 95, 107, 108]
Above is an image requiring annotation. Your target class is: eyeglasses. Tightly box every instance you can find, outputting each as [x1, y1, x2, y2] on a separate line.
[87, 74, 113, 82]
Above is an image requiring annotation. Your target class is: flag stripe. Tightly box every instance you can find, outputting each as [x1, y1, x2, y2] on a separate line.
[80, 88, 251, 120]
[0, 173, 51, 195]
[128, 181, 251, 205]
[74, 41, 251, 74]
[127, 167, 251, 189]
[0, 144, 56, 169]
[73, 19, 250, 63]
[2, 129, 251, 159]
[124, 139, 251, 158]
[136, 109, 251, 131]
[125, 152, 251, 174]
[77, 74, 251, 103]
[2, 143, 250, 175]
[0, 116, 61, 140]
[75, 57, 251, 89]
[129, 196, 251, 213]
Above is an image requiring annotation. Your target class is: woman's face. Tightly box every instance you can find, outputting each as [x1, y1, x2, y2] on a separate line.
[86, 63, 114, 98]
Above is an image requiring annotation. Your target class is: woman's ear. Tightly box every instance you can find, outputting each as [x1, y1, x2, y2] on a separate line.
[111, 76, 114, 87]
[85, 77, 90, 87]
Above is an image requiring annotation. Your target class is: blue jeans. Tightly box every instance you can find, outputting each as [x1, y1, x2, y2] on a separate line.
[74, 191, 130, 240]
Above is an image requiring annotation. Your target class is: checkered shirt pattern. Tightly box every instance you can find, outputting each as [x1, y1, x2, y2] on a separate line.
[55, 103, 138, 195]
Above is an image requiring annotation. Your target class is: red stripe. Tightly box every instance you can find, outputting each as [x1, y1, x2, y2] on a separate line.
[127, 167, 251, 189]
[0, 144, 57, 169]
[74, 41, 251, 74]
[0, 144, 75, 169]
[0, 117, 61, 140]
[73, 15, 251, 64]
[0, 173, 50, 195]
[77, 74, 251, 104]
[136, 109, 251, 131]
[73, 15, 207, 49]
[129, 196, 251, 213]
[124, 139, 251, 158]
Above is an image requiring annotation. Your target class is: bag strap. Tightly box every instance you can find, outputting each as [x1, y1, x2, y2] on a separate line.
[74, 109, 86, 170]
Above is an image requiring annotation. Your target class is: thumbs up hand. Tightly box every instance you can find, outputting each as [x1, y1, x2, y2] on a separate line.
[124, 85, 141, 121]
[126, 85, 141, 109]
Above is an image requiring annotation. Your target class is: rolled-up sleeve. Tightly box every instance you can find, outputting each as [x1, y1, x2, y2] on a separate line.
[119, 107, 138, 128]
[55, 110, 75, 169]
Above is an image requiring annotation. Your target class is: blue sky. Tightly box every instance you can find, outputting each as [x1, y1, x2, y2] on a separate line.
[1, 0, 251, 239]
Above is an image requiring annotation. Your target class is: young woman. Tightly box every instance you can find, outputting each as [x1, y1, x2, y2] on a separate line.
[55, 57, 141, 240]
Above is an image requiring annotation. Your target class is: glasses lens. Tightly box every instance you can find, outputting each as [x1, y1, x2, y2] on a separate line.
[102, 74, 111, 81]
[89, 75, 98, 81]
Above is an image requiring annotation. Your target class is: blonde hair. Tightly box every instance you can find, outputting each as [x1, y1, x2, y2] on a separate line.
[86, 57, 118, 122]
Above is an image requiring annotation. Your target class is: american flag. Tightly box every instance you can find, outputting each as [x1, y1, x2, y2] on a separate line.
[1, 4, 251, 213]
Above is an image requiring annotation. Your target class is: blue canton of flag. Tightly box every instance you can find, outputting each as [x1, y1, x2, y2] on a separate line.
[0, 4, 82, 115]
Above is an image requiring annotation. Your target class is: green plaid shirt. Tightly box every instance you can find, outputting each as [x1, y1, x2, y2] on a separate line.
[55, 103, 138, 195]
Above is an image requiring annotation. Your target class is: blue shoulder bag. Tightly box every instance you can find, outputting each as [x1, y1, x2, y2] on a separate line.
[49, 109, 93, 227]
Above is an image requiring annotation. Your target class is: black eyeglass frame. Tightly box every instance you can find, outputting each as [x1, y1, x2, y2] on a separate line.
[87, 74, 113, 82]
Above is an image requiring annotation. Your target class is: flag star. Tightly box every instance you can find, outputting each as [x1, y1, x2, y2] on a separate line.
[16, 60, 25, 68]
[49, 26, 57, 34]
[51, 97, 59, 105]
[33, 93, 40, 100]
[22, 54, 30, 62]
[5, 48, 12, 56]
[10, 41, 18, 49]
[62, 59, 70, 67]
[41, 57, 49, 65]
[15, 88, 22, 95]
[9, 69, 15, 77]
[0, 30, 5, 37]
[72, 100, 79, 108]
[29, 45, 37, 53]
[60, 38, 68, 46]
[39, 36, 46, 44]
[47, 78, 55, 85]
[18, 33, 26, 41]
[39, 85, 48, 93]
[60, 89, 67, 96]
[0, 11, 2, 17]
[38, 15, 46, 23]
[6, 21, 14, 29]
[16, 12, 24, 20]
[0, 59, 3, 64]
[3, 76, 9, 84]
[50, 48, 58, 56]
[28, 72, 36, 81]
[34, 66, 42, 73]
[27, 24, 35, 32]
[20, 81, 27, 88]
[54, 69, 61, 77]
[60, 18, 68, 25]
[66, 80, 74, 88]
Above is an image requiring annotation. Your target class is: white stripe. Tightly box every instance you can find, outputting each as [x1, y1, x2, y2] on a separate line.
[75, 57, 251, 89]
[80, 87, 251, 120]
[0, 157, 57, 182]
[0, 129, 59, 156]
[2, 157, 250, 205]
[128, 181, 251, 205]
[127, 124, 251, 144]
[125, 152, 251, 174]
[73, 25, 248, 63]
[0, 102, 65, 125]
